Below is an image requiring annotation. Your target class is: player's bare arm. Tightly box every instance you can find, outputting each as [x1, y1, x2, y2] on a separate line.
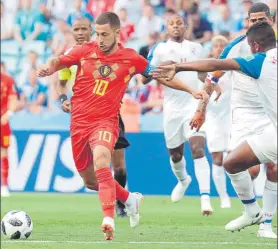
[141, 74, 208, 102]
[57, 79, 71, 113]
[156, 76, 209, 102]
[152, 59, 240, 77]
[37, 58, 67, 77]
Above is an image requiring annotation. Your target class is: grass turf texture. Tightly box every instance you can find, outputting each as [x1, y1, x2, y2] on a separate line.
[1, 194, 277, 249]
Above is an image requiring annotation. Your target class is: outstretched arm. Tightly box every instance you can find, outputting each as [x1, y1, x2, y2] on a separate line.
[37, 58, 67, 77]
[140, 74, 209, 102]
[37, 45, 83, 77]
[174, 59, 240, 73]
[150, 59, 240, 80]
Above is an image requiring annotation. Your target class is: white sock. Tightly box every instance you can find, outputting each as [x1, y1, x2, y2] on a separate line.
[262, 180, 277, 229]
[170, 157, 188, 182]
[124, 193, 133, 206]
[212, 164, 228, 199]
[194, 157, 210, 195]
[228, 170, 261, 216]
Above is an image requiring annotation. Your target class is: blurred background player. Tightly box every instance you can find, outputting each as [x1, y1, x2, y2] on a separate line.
[38, 12, 207, 240]
[152, 20, 277, 239]
[1, 62, 17, 197]
[146, 14, 213, 216]
[58, 16, 130, 218]
[205, 35, 231, 209]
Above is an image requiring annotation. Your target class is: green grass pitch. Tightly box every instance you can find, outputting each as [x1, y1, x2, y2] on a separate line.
[1, 193, 277, 249]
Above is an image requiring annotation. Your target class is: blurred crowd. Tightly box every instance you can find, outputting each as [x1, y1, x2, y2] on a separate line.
[1, 0, 277, 116]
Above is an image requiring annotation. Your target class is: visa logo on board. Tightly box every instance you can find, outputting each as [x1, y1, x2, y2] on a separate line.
[8, 134, 86, 193]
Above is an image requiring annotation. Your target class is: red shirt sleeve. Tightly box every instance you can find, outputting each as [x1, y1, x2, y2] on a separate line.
[134, 53, 151, 74]
[58, 45, 83, 67]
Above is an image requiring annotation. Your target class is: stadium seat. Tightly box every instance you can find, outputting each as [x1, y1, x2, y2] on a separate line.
[1, 41, 21, 56]
[1, 55, 19, 74]
[21, 41, 46, 56]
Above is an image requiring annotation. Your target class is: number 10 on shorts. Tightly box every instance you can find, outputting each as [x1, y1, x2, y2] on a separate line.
[98, 130, 112, 143]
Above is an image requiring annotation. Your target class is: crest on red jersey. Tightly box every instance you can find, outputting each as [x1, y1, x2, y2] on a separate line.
[99, 65, 112, 77]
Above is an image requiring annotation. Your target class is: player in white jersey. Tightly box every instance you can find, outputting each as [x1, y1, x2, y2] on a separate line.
[143, 14, 213, 215]
[151, 21, 277, 236]
[205, 36, 232, 209]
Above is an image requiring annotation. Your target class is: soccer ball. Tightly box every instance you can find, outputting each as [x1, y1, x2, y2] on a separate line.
[1, 210, 33, 240]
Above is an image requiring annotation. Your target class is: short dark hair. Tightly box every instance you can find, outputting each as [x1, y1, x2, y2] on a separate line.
[248, 2, 271, 17]
[72, 16, 91, 26]
[246, 21, 276, 48]
[95, 12, 120, 30]
[165, 8, 176, 14]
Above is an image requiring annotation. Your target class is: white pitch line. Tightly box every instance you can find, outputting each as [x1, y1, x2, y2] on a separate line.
[1, 240, 277, 246]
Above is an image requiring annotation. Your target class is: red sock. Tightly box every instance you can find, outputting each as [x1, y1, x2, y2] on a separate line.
[114, 180, 129, 203]
[95, 167, 116, 219]
[1, 156, 9, 186]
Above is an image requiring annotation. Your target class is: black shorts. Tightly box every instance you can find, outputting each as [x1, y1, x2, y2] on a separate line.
[114, 115, 130, 150]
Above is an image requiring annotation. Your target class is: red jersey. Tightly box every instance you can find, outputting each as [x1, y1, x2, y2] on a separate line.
[1, 73, 16, 117]
[59, 41, 151, 125]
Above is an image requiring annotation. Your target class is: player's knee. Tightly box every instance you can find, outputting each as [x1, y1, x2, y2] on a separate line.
[170, 152, 183, 163]
[266, 163, 277, 182]
[223, 155, 239, 174]
[248, 165, 260, 180]
[190, 146, 205, 159]
[93, 150, 111, 170]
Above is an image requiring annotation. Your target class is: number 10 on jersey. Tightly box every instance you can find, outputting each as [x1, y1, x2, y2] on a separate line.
[93, 79, 109, 96]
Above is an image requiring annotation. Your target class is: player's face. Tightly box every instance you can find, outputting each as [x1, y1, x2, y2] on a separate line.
[72, 19, 91, 45]
[211, 41, 227, 58]
[167, 16, 185, 40]
[95, 23, 119, 53]
[248, 12, 273, 28]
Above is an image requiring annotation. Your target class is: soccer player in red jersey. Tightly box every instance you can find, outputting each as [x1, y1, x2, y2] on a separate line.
[37, 12, 208, 240]
[1, 63, 17, 197]
[58, 16, 130, 217]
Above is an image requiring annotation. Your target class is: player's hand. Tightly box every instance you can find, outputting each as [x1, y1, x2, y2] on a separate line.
[213, 84, 222, 102]
[37, 65, 51, 77]
[61, 100, 71, 113]
[190, 111, 206, 131]
[1, 113, 9, 125]
[191, 90, 209, 103]
[150, 64, 176, 81]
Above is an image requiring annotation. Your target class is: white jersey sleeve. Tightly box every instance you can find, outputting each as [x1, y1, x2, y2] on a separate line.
[219, 35, 246, 59]
[147, 41, 166, 66]
[234, 48, 277, 128]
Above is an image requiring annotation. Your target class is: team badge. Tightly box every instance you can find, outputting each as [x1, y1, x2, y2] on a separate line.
[99, 65, 112, 77]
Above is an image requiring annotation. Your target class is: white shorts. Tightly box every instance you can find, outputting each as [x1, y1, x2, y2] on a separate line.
[206, 113, 231, 153]
[164, 115, 206, 149]
[229, 118, 271, 150]
[246, 123, 277, 164]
